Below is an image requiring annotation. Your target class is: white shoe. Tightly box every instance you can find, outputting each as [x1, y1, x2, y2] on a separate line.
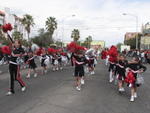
[119, 88, 122, 92]
[121, 88, 125, 92]
[44, 70, 47, 74]
[34, 73, 37, 78]
[134, 93, 137, 98]
[60, 67, 63, 70]
[76, 86, 81, 91]
[26, 74, 30, 78]
[91, 71, 94, 75]
[21, 87, 26, 92]
[6, 91, 13, 96]
[119, 88, 125, 92]
[93, 71, 95, 75]
[81, 79, 85, 85]
[56, 68, 59, 71]
[130, 96, 134, 102]
[109, 78, 114, 83]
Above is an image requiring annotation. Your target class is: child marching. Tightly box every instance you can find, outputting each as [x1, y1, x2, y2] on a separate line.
[116, 54, 128, 92]
[26, 51, 38, 78]
[125, 57, 147, 102]
[6, 40, 26, 96]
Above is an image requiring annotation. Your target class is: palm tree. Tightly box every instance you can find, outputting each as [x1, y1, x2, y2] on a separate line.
[71, 29, 80, 42]
[45, 17, 57, 40]
[85, 35, 92, 48]
[21, 14, 34, 41]
[12, 31, 23, 40]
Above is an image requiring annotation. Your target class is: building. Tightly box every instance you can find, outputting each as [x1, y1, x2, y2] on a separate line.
[140, 35, 150, 50]
[0, 7, 27, 40]
[124, 23, 150, 50]
[140, 23, 150, 50]
[124, 32, 141, 41]
[91, 40, 105, 49]
[124, 32, 141, 49]
[0, 10, 5, 25]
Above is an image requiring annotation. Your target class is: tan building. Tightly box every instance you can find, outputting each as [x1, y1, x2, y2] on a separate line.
[140, 35, 150, 50]
[91, 40, 105, 49]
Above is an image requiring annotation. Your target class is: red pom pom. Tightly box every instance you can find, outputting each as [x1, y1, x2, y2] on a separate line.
[125, 71, 136, 84]
[108, 45, 118, 62]
[48, 48, 57, 54]
[2, 23, 13, 33]
[67, 42, 78, 52]
[1, 46, 11, 55]
[36, 48, 43, 56]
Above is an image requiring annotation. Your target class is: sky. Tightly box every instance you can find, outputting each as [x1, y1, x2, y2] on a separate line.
[0, 0, 150, 46]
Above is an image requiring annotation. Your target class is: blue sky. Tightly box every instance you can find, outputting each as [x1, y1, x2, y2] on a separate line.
[1, 0, 150, 46]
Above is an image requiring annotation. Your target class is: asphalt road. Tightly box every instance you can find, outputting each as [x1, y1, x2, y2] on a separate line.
[0, 60, 150, 113]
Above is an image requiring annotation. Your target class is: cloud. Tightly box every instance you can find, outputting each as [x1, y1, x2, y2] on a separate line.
[1, 0, 150, 46]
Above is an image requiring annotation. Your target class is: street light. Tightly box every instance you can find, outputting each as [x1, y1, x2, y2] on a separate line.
[61, 14, 76, 47]
[123, 13, 138, 49]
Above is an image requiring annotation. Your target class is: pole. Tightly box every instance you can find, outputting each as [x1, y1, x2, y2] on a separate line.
[123, 13, 139, 49]
[136, 16, 138, 50]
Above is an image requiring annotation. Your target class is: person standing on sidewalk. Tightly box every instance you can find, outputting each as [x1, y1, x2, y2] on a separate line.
[6, 40, 26, 96]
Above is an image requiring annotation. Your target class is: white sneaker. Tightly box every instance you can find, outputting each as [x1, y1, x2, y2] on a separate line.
[93, 71, 95, 75]
[134, 93, 137, 98]
[60, 67, 63, 70]
[76, 86, 81, 91]
[91, 71, 94, 75]
[6, 91, 13, 96]
[130, 96, 134, 102]
[34, 73, 37, 78]
[44, 70, 47, 74]
[119, 88, 125, 92]
[121, 88, 125, 92]
[21, 86, 26, 92]
[119, 88, 122, 92]
[81, 79, 85, 85]
[109, 78, 114, 83]
[56, 68, 59, 71]
[26, 74, 30, 78]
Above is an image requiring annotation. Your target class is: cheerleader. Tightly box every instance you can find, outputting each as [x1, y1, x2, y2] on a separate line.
[108, 46, 118, 83]
[6, 40, 26, 96]
[88, 54, 95, 75]
[126, 57, 147, 102]
[23, 52, 29, 69]
[26, 51, 37, 78]
[116, 54, 128, 92]
[57, 53, 63, 70]
[61, 53, 68, 66]
[73, 52, 87, 91]
[52, 53, 59, 71]
[41, 49, 49, 74]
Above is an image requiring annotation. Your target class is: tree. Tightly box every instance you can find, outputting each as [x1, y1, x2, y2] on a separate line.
[12, 31, 23, 40]
[45, 17, 57, 42]
[86, 35, 92, 48]
[0, 25, 10, 45]
[21, 14, 35, 41]
[81, 35, 92, 48]
[71, 29, 80, 42]
[116, 43, 123, 52]
[32, 28, 54, 47]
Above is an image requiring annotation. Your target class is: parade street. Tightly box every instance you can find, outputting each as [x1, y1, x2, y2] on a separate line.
[0, 60, 150, 113]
